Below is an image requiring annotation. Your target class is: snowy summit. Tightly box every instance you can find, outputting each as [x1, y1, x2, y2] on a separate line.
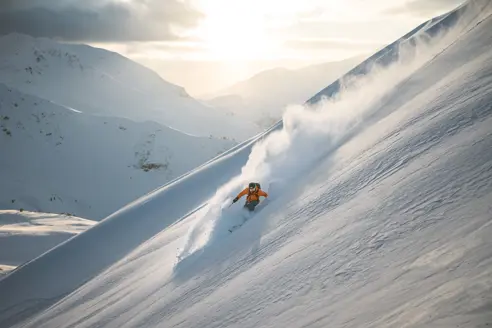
[0, 33, 259, 140]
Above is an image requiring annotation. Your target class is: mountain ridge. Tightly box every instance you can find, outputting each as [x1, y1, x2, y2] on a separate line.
[0, 32, 259, 140]
[203, 55, 368, 128]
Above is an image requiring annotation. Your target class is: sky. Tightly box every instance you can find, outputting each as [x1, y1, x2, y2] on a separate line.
[0, 0, 465, 96]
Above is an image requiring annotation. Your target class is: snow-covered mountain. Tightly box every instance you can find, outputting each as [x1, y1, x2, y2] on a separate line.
[0, 83, 235, 220]
[204, 56, 366, 128]
[0, 210, 96, 278]
[1, 0, 491, 327]
[0, 33, 259, 140]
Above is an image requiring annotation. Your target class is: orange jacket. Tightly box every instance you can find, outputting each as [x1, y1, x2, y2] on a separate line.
[236, 187, 268, 203]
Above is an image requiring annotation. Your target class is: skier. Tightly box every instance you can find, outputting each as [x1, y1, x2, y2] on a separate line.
[232, 182, 268, 212]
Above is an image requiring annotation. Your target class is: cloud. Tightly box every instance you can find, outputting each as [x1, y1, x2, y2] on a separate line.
[0, 0, 204, 42]
[385, 0, 465, 17]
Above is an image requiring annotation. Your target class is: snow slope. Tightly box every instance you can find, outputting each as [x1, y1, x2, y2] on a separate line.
[1, 0, 492, 327]
[0, 34, 259, 140]
[204, 56, 366, 128]
[0, 84, 235, 220]
[0, 210, 96, 277]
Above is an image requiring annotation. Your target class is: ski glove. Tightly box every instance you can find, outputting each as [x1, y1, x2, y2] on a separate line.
[232, 197, 239, 203]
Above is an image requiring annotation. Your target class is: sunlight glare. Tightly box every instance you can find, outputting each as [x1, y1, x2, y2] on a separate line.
[193, 0, 276, 60]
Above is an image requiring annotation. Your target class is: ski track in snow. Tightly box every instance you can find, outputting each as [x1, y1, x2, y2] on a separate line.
[1, 2, 492, 327]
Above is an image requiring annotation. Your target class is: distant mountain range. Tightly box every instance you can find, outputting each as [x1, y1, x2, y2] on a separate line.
[203, 55, 368, 127]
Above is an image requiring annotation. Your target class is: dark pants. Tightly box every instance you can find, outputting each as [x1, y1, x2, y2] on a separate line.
[244, 200, 259, 212]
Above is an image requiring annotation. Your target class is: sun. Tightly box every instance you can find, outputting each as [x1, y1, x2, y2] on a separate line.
[193, 0, 273, 60]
